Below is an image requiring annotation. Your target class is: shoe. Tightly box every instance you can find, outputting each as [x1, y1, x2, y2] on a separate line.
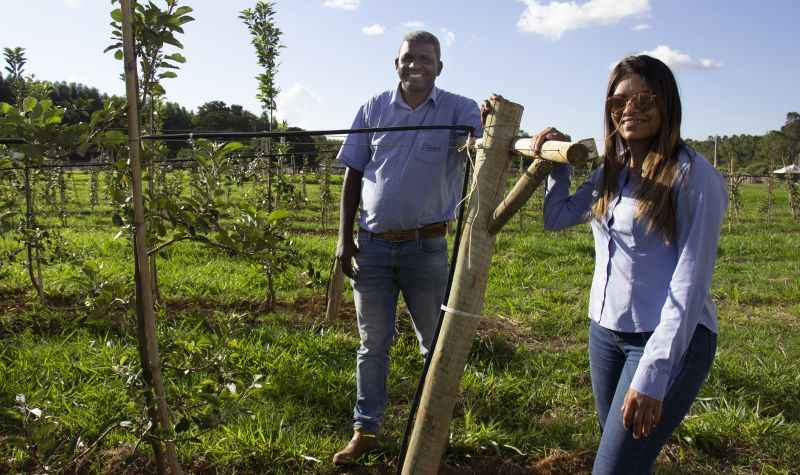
[332, 429, 379, 465]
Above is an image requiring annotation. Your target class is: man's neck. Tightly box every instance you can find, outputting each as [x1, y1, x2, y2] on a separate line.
[400, 85, 433, 110]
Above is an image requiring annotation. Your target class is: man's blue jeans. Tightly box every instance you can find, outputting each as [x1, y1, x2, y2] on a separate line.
[350, 233, 449, 434]
[588, 320, 716, 474]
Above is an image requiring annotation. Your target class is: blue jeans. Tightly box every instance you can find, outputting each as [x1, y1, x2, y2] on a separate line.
[589, 320, 716, 474]
[350, 234, 449, 433]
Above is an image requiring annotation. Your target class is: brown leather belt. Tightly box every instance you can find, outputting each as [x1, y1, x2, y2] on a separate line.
[359, 222, 447, 242]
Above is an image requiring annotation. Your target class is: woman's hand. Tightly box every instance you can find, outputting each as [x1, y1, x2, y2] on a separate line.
[622, 388, 663, 439]
[530, 127, 571, 157]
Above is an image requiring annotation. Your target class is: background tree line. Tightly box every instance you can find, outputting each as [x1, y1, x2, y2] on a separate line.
[0, 69, 324, 168]
[684, 112, 800, 175]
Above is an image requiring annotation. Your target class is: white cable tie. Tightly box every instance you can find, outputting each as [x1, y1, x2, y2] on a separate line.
[440, 304, 484, 320]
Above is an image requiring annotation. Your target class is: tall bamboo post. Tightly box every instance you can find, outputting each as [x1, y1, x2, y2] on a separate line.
[325, 257, 344, 320]
[401, 97, 523, 475]
[121, 1, 182, 474]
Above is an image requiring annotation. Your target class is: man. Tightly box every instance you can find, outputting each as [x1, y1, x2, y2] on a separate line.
[332, 31, 482, 465]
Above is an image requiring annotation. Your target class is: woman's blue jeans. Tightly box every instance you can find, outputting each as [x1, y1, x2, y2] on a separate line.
[588, 320, 716, 474]
[350, 234, 449, 434]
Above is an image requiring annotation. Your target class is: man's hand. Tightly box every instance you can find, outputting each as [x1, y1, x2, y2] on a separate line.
[621, 388, 663, 439]
[336, 237, 359, 280]
[530, 127, 571, 157]
[480, 94, 504, 126]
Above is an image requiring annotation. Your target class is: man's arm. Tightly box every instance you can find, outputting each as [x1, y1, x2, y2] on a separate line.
[336, 166, 363, 279]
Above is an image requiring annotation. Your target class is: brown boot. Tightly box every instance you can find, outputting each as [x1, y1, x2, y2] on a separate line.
[332, 429, 379, 465]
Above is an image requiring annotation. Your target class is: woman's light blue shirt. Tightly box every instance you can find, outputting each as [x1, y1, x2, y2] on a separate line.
[543, 146, 727, 401]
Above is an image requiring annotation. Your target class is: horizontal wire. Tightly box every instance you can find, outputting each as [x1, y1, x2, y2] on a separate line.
[141, 124, 475, 141]
[2, 123, 534, 146]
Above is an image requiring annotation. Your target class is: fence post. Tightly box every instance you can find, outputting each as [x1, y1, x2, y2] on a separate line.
[400, 97, 523, 475]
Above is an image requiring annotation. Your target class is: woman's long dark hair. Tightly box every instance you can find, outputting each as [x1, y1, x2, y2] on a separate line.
[593, 55, 684, 243]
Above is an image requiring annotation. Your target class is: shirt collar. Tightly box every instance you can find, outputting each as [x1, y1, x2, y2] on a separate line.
[391, 84, 439, 109]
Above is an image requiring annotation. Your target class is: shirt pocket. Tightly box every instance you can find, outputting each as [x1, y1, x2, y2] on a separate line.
[415, 130, 450, 165]
[370, 132, 400, 161]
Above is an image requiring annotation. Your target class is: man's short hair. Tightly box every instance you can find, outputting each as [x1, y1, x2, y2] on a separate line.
[401, 30, 441, 62]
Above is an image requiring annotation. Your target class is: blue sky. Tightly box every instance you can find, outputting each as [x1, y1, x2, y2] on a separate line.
[2, 0, 798, 144]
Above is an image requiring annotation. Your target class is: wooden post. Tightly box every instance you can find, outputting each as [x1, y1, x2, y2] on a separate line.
[401, 97, 523, 475]
[488, 140, 590, 234]
[325, 257, 344, 320]
[121, 1, 182, 474]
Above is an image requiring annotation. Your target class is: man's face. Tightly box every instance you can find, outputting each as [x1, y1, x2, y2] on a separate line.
[395, 41, 442, 96]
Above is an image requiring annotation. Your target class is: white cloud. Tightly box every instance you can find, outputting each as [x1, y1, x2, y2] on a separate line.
[403, 21, 426, 29]
[440, 28, 456, 47]
[362, 24, 386, 36]
[64, 0, 82, 8]
[632, 23, 651, 31]
[323, 0, 359, 11]
[276, 84, 323, 130]
[517, 0, 651, 40]
[638, 45, 723, 70]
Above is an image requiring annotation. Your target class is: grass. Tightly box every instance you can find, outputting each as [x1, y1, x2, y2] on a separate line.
[0, 168, 799, 474]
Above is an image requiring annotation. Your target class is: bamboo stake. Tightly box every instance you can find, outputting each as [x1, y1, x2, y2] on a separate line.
[488, 140, 592, 234]
[325, 257, 344, 320]
[121, 1, 182, 474]
[401, 97, 523, 475]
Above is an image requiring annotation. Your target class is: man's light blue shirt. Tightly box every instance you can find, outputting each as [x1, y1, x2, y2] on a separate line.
[337, 85, 482, 233]
[543, 146, 728, 401]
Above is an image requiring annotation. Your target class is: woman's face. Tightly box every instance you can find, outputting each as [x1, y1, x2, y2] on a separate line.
[609, 74, 662, 143]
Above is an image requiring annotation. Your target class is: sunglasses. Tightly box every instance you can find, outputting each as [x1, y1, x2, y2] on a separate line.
[606, 92, 658, 120]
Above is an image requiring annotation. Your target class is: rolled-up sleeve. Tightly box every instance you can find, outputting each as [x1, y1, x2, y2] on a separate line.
[631, 161, 728, 400]
[337, 105, 371, 172]
[543, 164, 602, 230]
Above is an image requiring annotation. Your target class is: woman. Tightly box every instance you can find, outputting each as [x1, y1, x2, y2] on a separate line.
[534, 55, 728, 473]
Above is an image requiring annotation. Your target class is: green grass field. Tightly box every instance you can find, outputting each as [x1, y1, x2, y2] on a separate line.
[1, 170, 798, 474]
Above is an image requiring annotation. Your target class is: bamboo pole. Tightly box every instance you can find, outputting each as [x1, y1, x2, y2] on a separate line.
[401, 97, 523, 475]
[325, 257, 345, 320]
[120, 1, 182, 474]
[488, 140, 592, 234]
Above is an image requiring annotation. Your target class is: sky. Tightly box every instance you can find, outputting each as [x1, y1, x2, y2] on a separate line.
[2, 0, 798, 145]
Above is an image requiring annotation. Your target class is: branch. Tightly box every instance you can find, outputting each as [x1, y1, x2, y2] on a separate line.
[147, 234, 192, 256]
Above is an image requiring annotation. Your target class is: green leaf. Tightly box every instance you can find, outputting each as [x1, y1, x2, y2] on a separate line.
[267, 209, 291, 222]
[114, 50, 124, 61]
[44, 112, 62, 126]
[111, 8, 123, 22]
[161, 33, 184, 49]
[173, 6, 193, 16]
[0, 102, 12, 114]
[22, 97, 37, 113]
[174, 417, 191, 433]
[165, 53, 186, 63]
[158, 71, 177, 79]
[96, 130, 128, 146]
[220, 142, 244, 156]
[151, 83, 166, 96]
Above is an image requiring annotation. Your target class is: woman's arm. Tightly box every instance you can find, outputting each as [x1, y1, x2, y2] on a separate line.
[630, 155, 728, 402]
[542, 164, 602, 230]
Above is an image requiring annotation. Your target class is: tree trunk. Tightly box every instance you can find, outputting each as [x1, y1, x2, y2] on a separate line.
[23, 162, 45, 304]
[121, 1, 182, 473]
